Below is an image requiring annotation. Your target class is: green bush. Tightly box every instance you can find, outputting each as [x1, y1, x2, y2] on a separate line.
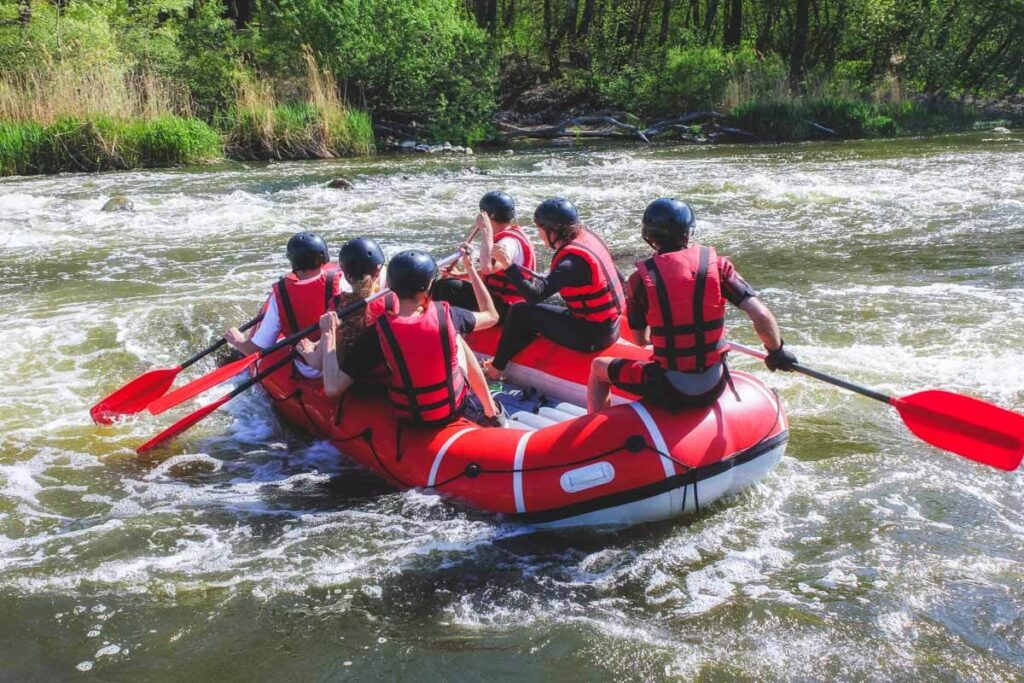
[651, 46, 731, 114]
[261, 0, 498, 144]
[225, 102, 374, 160]
[129, 116, 223, 165]
[0, 116, 222, 176]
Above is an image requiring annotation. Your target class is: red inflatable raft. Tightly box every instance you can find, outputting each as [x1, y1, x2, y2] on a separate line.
[255, 330, 787, 528]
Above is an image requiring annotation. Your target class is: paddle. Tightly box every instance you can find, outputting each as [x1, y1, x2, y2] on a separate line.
[137, 351, 295, 455]
[140, 249, 463, 431]
[90, 313, 264, 425]
[728, 341, 1024, 471]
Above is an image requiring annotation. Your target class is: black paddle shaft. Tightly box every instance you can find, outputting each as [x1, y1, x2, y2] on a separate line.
[729, 341, 892, 405]
[260, 295, 371, 357]
[180, 313, 265, 371]
[228, 351, 295, 399]
[789, 363, 893, 405]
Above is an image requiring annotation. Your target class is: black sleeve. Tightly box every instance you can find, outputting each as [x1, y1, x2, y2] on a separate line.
[506, 255, 591, 304]
[340, 326, 385, 379]
[624, 270, 649, 330]
[449, 306, 477, 335]
[719, 257, 758, 307]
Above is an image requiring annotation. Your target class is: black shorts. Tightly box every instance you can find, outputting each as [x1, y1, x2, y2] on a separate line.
[608, 359, 726, 410]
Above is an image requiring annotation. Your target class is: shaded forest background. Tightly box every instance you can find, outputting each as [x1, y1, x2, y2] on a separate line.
[1, 0, 1022, 173]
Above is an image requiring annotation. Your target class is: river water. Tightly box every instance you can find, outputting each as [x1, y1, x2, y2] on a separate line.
[1, 132, 1023, 680]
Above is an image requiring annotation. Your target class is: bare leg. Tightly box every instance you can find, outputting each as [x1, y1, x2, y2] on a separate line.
[460, 337, 497, 418]
[587, 357, 615, 414]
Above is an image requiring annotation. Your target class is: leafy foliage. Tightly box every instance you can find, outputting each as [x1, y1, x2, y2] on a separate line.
[1, 0, 1021, 172]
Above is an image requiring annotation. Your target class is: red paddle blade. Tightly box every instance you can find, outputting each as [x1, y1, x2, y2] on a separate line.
[136, 394, 231, 455]
[147, 354, 258, 416]
[90, 366, 181, 425]
[892, 390, 1024, 471]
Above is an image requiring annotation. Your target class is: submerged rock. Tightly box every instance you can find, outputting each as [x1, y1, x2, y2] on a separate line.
[327, 177, 355, 190]
[101, 195, 134, 213]
[413, 142, 473, 154]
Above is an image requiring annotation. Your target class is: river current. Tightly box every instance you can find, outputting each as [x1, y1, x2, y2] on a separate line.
[1, 133, 1023, 680]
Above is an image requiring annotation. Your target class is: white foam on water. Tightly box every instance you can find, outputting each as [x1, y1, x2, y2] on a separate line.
[2, 140, 1023, 678]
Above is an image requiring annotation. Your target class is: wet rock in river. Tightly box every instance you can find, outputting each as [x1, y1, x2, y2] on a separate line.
[101, 195, 134, 213]
[327, 177, 355, 190]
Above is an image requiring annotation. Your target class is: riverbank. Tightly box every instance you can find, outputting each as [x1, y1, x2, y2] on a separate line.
[4, 97, 1009, 178]
[0, 52, 373, 177]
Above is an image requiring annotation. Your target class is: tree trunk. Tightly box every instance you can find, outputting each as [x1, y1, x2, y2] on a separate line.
[690, 0, 701, 30]
[634, 0, 656, 50]
[503, 0, 515, 29]
[18, 0, 31, 25]
[723, 0, 742, 48]
[543, 0, 559, 74]
[703, 0, 719, 42]
[756, 0, 775, 54]
[658, 0, 672, 45]
[224, 0, 253, 29]
[559, 0, 580, 41]
[578, 0, 596, 37]
[789, 0, 810, 92]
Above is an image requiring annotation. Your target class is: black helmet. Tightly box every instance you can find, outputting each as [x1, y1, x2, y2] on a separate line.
[479, 191, 516, 224]
[286, 231, 330, 271]
[642, 198, 695, 250]
[386, 250, 437, 297]
[338, 237, 385, 280]
[533, 197, 579, 230]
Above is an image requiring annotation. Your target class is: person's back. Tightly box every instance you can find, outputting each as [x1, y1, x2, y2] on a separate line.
[635, 244, 729, 374]
[377, 297, 467, 424]
[552, 225, 625, 326]
[433, 191, 537, 319]
[224, 231, 340, 379]
[320, 248, 506, 428]
[587, 198, 799, 413]
[483, 198, 624, 379]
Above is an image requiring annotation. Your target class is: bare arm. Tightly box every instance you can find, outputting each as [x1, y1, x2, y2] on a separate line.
[462, 246, 499, 331]
[225, 332, 262, 356]
[739, 297, 784, 350]
[479, 242, 512, 276]
[319, 312, 355, 397]
[475, 212, 497, 275]
[459, 337, 497, 418]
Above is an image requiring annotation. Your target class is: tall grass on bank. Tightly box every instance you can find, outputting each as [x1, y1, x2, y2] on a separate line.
[0, 116, 222, 176]
[1, 52, 374, 177]
[224, 49, 374, 160]
[0, 65, 222, 175]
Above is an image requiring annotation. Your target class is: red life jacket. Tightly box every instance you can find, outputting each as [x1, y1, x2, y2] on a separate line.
[635, 245, 728, 372]
[483, 226, 536, 305]
[376, 301, 468, 424]
[554, 229, 625, 324]
[271, 266, 340, 340]
[367, 292, 397, 321]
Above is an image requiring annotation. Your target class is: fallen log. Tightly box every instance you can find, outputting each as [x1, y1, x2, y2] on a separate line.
[500, 116, 651, 142]
[642, 112, 726, 137]
[807, 120, 839, 136]
[497, 111, 752, 144]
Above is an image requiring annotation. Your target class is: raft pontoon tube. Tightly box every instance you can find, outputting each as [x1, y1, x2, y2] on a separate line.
[256, 328, 787, 528]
